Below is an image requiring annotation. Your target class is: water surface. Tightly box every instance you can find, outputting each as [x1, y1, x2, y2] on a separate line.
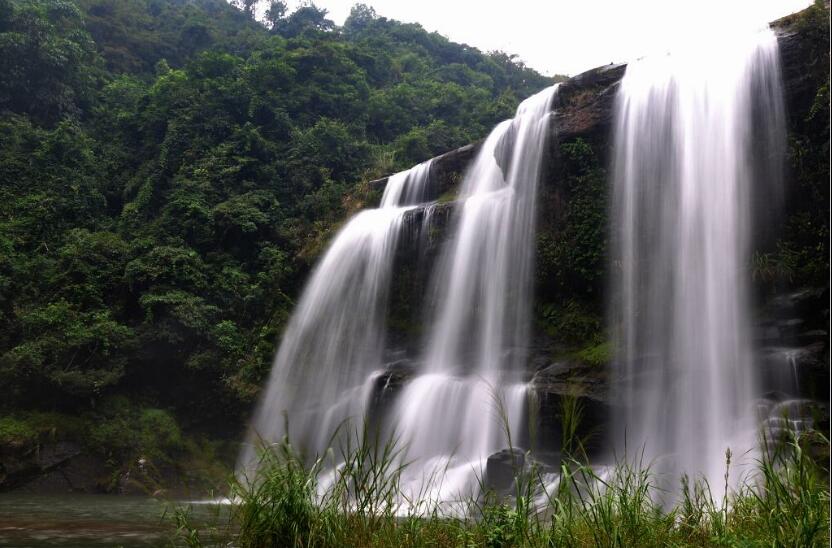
[0, 494, 226, 547]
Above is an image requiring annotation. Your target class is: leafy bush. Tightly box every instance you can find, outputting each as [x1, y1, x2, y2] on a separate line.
[87, 397, 184, 463]
[538, 299, 602, 346]
[0, 416, 38, 446]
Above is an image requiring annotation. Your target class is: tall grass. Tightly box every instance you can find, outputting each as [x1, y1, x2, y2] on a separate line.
[174, 412, 829, 547]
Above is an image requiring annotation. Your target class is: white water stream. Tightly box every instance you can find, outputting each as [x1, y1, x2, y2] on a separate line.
[238, 161, 433, 474]
[392, 85, 558, 505]
[611, 29, 786, 496]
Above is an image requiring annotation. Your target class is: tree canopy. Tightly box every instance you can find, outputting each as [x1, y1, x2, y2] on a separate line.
[0, 0, 554, 434]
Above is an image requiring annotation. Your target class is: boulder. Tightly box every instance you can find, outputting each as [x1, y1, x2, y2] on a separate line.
[485, 448, 526, 493]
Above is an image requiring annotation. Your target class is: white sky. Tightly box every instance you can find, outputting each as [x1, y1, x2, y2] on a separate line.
[264, 0, 812, 76]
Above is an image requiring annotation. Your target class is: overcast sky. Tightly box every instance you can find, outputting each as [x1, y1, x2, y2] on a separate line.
[263, 0, 812, 76]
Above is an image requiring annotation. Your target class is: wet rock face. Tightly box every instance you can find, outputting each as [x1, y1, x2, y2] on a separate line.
[387, 201, 457, 348]
[770, 4, 831, 120]
[755, 287, 830, 402]
[758, 395, 830, 461]
[529, 360, 612, 458]
[751, 285, 830, 452]
[368, 357, 418, 412]
[759, 343, 827, 396]
[398, 201, 455, 252]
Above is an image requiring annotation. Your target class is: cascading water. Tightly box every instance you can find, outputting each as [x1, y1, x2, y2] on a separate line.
[240, 83, 559, 509]
[611, 30, 785, 495]
[393, 85, 558, 504]
[238, 161, 433, 473]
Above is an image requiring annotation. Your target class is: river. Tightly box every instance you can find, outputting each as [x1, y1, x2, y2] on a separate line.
[0, 494, 228, 547]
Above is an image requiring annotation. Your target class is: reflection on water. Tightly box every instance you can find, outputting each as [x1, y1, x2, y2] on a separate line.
[0, 494, 227, 547]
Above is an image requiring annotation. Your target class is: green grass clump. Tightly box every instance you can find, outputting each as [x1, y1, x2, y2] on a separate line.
[232, 442, 319, 547]
[436, 189, 458, 204]
[174, 417, 830, 547]
[574, 341, 611, 367]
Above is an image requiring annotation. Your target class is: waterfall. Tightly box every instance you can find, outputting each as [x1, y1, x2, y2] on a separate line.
[394, 85, 558, 503]
[238, 26, 791, 509]
[238, 161, 433, 473]
[240, 83, 558, 507]
[611, 30, 785, 494]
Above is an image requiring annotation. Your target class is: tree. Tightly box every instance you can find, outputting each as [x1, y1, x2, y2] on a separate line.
[0, 0, 556, 432]
[264, 0, 287, 30]
[343, 3, 376, 35]
[272, 2, 334, 38]
[232, 0, 260, 19]
[0, 0, 99, 124]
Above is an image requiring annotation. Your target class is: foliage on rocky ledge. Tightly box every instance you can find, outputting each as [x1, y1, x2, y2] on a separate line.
[535, 138, 607, 354]
[754, 0, 830, 293]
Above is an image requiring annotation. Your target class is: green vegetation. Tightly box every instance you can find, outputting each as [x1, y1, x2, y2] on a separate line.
[174, 421, 830, 547]
[0, 401, 233, 492]
[573, 341, 610, 367]
[536, 139, 608, 354]
[537, 139, 608, 300]
[538, 299, 602, 346]
[0, 0, 827, 499]
[756, 0, 830, 293]
[0, 416, 39, 446]
[0, 412, 83, 447]
[0, 0, 552, 479]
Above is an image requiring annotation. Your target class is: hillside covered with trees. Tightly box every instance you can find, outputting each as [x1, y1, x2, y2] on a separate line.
[0, 0, 557, 490]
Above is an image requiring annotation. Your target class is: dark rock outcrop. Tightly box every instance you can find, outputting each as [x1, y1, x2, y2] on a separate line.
[0, 441, 83, 491]
[551, 63, 627, 146]
[398, 200, 456, 252]
[770, 4, 830, 114]
[368, 142, 480, 200]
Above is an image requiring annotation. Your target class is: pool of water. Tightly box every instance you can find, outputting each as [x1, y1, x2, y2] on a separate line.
[0, 494, 228, 547]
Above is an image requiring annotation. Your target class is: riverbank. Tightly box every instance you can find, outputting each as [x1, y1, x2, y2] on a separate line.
[0, 405, 236, 497]
[175, 428, 830, 548]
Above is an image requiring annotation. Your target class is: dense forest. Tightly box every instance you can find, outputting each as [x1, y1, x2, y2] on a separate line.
[0, 0, 559, 489]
